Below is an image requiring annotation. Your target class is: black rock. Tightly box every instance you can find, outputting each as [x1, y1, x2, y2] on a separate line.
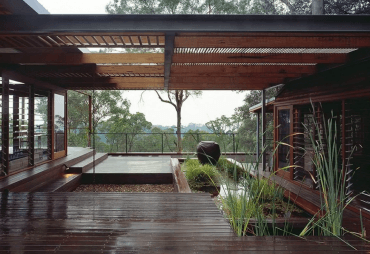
[197, 141, 221, 165]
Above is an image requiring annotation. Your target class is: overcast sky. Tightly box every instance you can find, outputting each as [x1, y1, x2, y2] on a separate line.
[36, 0, 247, 126]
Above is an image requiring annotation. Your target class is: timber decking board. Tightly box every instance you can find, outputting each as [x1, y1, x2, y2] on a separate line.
[34, 174, 81, 192]
[68, 153, 108, 173]
[0, 147, 93, 192]
[82, 156, 173, 184]
[0, 193, 369, 253]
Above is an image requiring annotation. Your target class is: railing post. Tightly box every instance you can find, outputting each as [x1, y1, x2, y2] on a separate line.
[161, 133, 164, 154]
[233, 133, 235, 153]
[197, 133, 200, 143]
[126, 133, 128, 153]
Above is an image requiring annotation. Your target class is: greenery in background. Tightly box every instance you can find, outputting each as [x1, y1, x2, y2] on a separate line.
[154, 90, 202, 152]
[206, 114, 243, 152]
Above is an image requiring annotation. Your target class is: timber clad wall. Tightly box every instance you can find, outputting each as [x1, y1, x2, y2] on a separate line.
[273, 59, 370, 214]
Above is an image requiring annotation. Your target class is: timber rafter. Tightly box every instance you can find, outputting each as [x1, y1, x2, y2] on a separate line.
[0, 14, 369, 90]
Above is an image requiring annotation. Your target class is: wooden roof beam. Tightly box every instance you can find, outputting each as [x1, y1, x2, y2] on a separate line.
[0, 53, 164, 64]
[169, 76, 283, 84]
[63, 83, 164, 90]
[2, 69, 65, 91]
[175, 36, 370, 48]
[57, 77, 164, 84]
[168, 83, 272, 90]
[13, 64, 164, 75]
[171, 65, 317, 75]
[172, 53, 347, 64]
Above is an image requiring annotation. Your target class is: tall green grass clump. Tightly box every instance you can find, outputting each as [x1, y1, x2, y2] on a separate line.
[300, 107, 354, 237]
[250, 178, 284, 202]
[219, 142, 302, 236]
[184, 159, 219, 189]
[217, 157, 244, 180]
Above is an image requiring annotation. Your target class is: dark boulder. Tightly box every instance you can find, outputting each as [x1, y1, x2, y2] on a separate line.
[196, 141, 221, 165]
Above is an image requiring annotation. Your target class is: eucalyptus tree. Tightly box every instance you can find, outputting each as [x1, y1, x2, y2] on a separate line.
[280, 0, 370, 14]
[67, 90, 130, 148]
[105, 0, 284, 153]
[154, 90, 201, 152]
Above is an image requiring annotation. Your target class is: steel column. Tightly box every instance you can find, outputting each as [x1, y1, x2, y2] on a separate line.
[49, 91, 54, 160]
[161, 133, 164, 154]
[164, 33, 175, 90]
[261, 89, 266, 171]
[28, 85, 35, 166]
[1, 75, 9, 175]
[256, 112, 260, 163]
[88, 95, 92, 147]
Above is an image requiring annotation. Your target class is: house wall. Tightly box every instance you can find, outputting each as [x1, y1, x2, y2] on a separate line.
[272, 62, 370, 217]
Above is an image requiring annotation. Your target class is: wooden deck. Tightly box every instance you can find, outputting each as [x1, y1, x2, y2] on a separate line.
[82, 156, 173, 184]
[0, 147, 93, 192]
[1, 192, 369, 253]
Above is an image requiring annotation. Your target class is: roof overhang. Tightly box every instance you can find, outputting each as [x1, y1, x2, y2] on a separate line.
[0, 14, 369, 90]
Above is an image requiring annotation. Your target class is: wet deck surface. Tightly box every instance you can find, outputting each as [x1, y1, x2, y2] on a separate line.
[1, 192, 369, 253]
[84, 156, 172, 174]
[82, 156, 173, 184]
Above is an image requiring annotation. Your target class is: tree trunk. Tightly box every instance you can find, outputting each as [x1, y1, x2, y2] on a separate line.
[176, 106, 182, 153]
[312, 0, 324, 14]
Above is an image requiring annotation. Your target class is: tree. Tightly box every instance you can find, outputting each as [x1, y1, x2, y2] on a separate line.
[237, 89, 278, 153]
[155, 90, 201, 152]
[280, 0, 370, 14]
[107, 0, 281, 153]
[67, 90, 130, 148]
[100, 112, 152, 152]
[106, 0, 283, 15]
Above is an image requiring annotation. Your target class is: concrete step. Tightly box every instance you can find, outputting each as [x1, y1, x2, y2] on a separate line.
[68, 153, 108, 173]
[36, 174, 81, 192]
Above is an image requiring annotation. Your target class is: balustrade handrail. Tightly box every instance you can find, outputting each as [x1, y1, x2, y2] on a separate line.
[68, 129, 274, 154]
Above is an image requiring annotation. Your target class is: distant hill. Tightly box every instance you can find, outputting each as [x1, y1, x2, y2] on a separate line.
[153, 123, 211, 133]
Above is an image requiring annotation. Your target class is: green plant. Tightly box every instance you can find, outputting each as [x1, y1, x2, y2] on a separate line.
[217, 157, 244, 180]
[218, 136, 305, 236]
[184, 159, 219, 189]
[300, 109, 352, 237]
[250, 178, 284, 202]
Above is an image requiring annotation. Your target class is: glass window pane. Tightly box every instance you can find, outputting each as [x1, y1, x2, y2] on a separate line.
[278, 109, 290, 169]
[35, 91, 49, 163]
[9, 84, 30, 173]
[54, 94, 65, 152]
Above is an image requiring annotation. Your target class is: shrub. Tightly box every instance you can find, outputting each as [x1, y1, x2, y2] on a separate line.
[217, 157, 244, 180]
[250, 178, 283, 202]
[184, 159, 219, 189]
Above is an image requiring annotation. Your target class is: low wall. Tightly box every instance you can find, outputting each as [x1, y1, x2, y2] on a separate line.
[170, 158, 191, 193]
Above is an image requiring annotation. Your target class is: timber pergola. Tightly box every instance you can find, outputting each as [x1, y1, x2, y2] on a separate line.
[0, 14, 369, 90]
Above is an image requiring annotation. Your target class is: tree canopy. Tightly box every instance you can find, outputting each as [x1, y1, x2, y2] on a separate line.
[107, 0, 370, 15]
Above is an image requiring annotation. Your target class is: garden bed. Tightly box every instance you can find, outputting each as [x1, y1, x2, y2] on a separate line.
[74, 184, 174, 192]
[181, 157, 312, 236]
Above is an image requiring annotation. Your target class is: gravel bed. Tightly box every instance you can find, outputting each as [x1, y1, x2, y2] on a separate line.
[73, 184, 174, 193]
